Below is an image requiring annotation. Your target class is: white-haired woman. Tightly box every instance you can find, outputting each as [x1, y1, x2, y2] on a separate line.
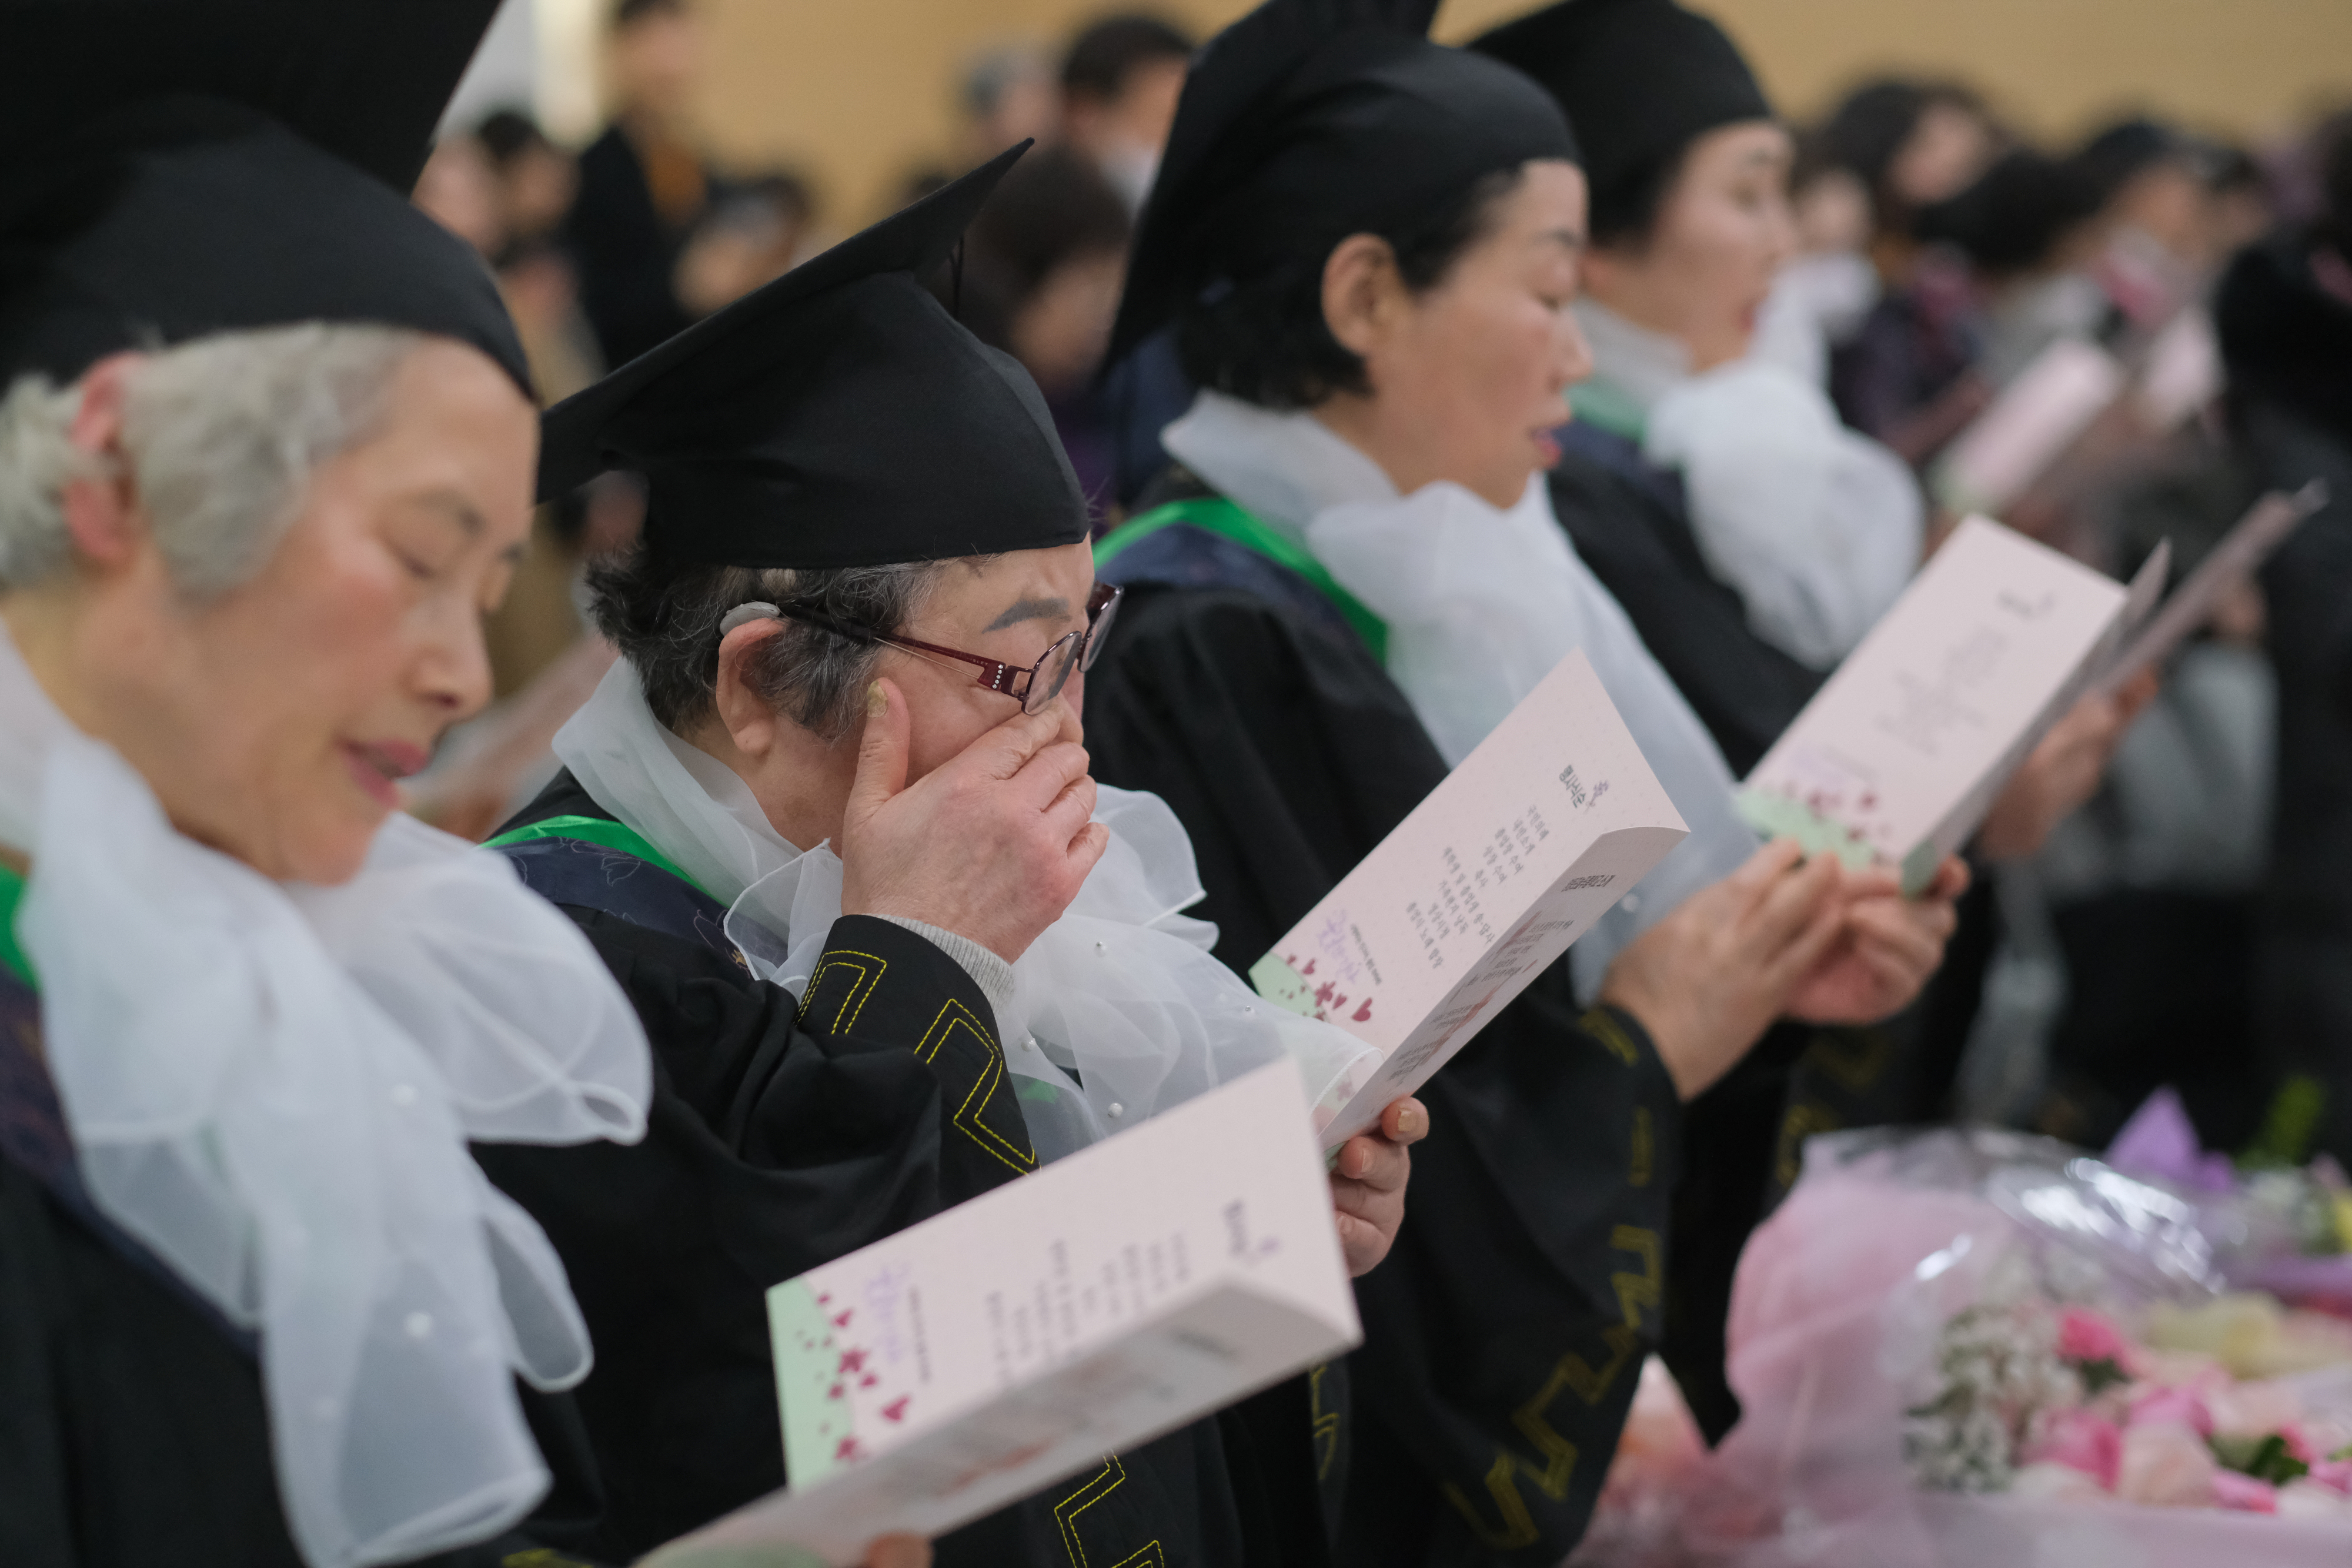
[0, 28, 938, 1568]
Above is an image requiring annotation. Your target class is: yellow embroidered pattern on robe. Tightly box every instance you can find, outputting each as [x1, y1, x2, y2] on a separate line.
[915, 997, 1036, 1175]
[802, 948, 888, 1034]
[1440, 1225, 1665, 1550]
[1309, 1362, 1343, 1482]
[1775, 1099, 1840, 1191]
[1579, 1005, 1642, 1067]
[803, 945, 1036, 1174]
[1053, 1455, 1165, 1568]
[1802, 1025, 1892, 1093]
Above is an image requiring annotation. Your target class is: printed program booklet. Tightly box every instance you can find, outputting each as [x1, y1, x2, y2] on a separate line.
[1736, 515, 2166, 892]
[2086, 482, 2327, 700]
[1930, 337, 2126, 516]
[1248, 648, 1690, 1148]
[643, 1061, 1358, 1567]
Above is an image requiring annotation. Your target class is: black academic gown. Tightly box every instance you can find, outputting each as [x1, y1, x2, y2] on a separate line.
[0, 965, 611, 1568]
[1085, 509, 1683, 1567]
[567, 125, 700, 369]
[1545, 421, 1997, 1437]
[2220, 234, 2352, 1166]
[480, 773, 1252, 1567]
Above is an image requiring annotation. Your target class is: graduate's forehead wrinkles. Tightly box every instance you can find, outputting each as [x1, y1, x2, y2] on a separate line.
[985, 595, 1073, 632]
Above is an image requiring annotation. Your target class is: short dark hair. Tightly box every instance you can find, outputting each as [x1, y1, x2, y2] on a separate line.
[475, 108, 554, 170]
[1175, 166, 1523, 409]
[613, 0, 687, 33]
[1061, 14, 1193, 102]
[959, 143, 1132, 344]
[587, 545, 947, 738]
[1587, 146, 1690, 251]
[1915, 149, 2104, 277]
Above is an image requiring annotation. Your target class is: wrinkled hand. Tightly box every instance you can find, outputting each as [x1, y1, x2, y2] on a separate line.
[840, 680, 1107, 962]
[862, 1536, 930, 1568]
[1330, 1097, 1423, 1277]
[1598, 841, 1846, 1102]
[1976, 671, 2159, 862]
[1783, 857, 1967, 1024]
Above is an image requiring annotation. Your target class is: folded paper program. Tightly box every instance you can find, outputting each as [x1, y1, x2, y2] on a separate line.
[645, 1063, 1358, 1567]
[1737, 516, 2167, 891]
[1248, 649, 1689, 1147]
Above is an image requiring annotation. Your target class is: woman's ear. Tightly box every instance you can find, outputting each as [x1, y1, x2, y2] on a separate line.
[711, 620, 787, 758]
[1319, 232, 1406, 360]
[58, 352, 147, 572]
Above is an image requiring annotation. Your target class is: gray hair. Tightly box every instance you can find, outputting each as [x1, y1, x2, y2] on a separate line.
[0, 323, 421, 597]
[588, 546, 952, 741]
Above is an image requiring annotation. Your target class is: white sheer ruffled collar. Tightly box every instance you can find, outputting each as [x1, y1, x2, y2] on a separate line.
[1161, 387, 1398, 531]
[1572, 297, 1695, 414]
[553, 658, 1381, 1159]
[0, 621, 650, 1568]
[1152, 387, 1762, 991]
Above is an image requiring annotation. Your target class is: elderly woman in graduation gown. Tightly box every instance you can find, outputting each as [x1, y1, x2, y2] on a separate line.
[1472, 0, 2153, 788]
[0, 10, 929, 1568]
[1472, 1, 2160, 1429]
[0, 15, 666, 1567]
[478, 149, 1422, 1568]
[1080, 2, 1963, 1562]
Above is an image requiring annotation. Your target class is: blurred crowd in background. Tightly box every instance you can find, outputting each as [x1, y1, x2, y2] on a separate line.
[409, 0, 2352, 1169]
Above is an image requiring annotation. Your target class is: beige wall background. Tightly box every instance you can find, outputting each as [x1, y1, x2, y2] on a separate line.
[677, 0, 2352, 223]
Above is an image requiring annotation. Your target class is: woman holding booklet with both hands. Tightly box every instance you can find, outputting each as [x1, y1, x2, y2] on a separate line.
[0, 6, 1411, 1568]
[1075, 0, 1971, 1560]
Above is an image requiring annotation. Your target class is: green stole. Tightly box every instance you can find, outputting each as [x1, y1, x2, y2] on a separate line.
[481, 813, 713, 897]
[1093, 495, 1391, 661]
[0, 861, 28, 986]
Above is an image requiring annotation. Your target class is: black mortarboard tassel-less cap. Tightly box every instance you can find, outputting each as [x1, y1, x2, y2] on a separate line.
[538, 143, 1089, 570]
[1105, 0, 1577, 370]
[1473, 0, 1773, 219]
[0, 0, 529, 394]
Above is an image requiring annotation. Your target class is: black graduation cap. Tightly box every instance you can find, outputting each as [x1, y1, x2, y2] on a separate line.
[0, 0, 527, 393]
[537, 143, 1089, 570]
[1472, 0, 1773, 218]
[1105, 0, 1577, 371]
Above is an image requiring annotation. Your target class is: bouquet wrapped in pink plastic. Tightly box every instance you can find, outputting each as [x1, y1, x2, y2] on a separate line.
[1639, 1126, 2352, 1567]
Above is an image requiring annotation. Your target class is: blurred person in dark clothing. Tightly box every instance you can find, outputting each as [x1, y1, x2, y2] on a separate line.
[960, 43, 1061, 163]
[1067, 16, 1199, 507]
[1813, 78, 2004, 463]
[413, 129, 507, 257]
[2077, 118, 2230, 328]
[957, 145, 1133, 511]
[1748, 131, 1882, 390]
[569, 0, 715, 366]
[478, 106, 582, 247]
[2204, 141, 2278, 260]
[1919, 148, 2113, 385]
[2221, 118, 2352, 1166]
[1817, 76, 2003, 276]
[1060, 12, 1193, 213]
[1834, 148, 2109, 460]
[674, 171, 818, 318]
